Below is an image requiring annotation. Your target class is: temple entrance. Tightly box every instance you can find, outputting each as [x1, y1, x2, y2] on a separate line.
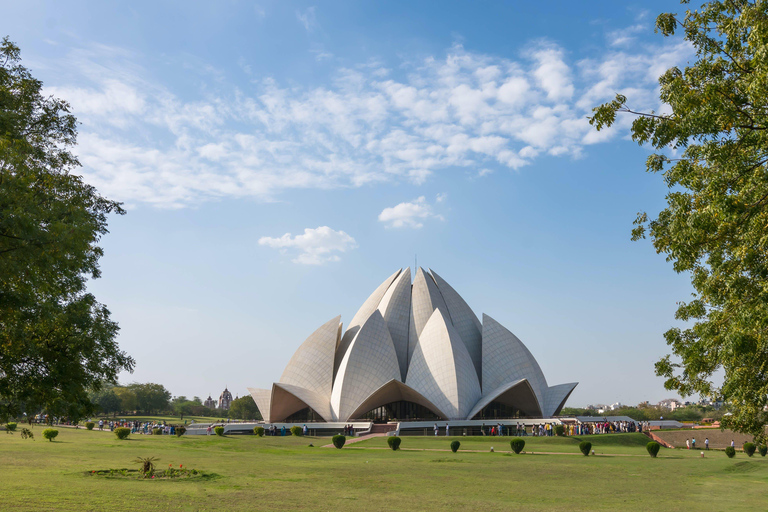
[283, 407, 324, 423]
[356, 400, 442, 422]
[471, 401, 527, 420]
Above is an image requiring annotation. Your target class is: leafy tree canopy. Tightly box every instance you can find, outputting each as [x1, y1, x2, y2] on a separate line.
[591, 1, 768, 441]
[228, 396, 262, 421]
[0, 37, 134, 422]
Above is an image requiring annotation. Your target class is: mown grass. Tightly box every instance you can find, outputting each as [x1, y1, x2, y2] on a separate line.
[1, 428, 766, 511]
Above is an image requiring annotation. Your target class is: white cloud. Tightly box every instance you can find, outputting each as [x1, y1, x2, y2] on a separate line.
[41, 35, 694, 208]
[296, 7, 317, 32]
[378, 196, 444, 229]
[258, 226, 357, 265]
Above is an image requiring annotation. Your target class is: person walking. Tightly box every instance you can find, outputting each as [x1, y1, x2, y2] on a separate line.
[705, 438, 709, 450]
[206, 425, 212, 435]
[434, 423, 438, 436]
[692, 437, 696, 449]
[445, 423, 450, 436]
[686, 438, 690, 450]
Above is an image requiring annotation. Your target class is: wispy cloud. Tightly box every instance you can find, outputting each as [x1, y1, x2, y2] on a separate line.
[258, 226, 357, 265]
[296, 7, 317, 32]
[42, 34, 693, 209]
[378, 195, 445, 229]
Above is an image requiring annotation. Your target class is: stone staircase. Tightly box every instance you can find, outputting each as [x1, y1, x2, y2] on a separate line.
[369, 423, 398, 434]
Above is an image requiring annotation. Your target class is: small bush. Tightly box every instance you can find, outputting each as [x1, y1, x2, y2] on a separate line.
[646, 441, 660, 458]
[450, 440, 460, 453]
[152, 428, 163, 435]
[743, 442, 756, 457]
[254, 426, 265, 437]
[290, 426, 303, 437]
[579, 441, 592, 456]
[114, 427, 131, 440]
[758, 445, 767, 457]
[42, 429, 59, 442]
[20, 428, 34, 440]
[725, 446, 736, 458]
[387, 436, 401, 451]
[85, 422, 95, 431]
[554, 425, 565, 436]
[332, 434, 346, 449]
[6, 422, 17, 432]
[175, 426, 186, 437]
[510, 438, 525, 454]
[214, 426, 224, 436]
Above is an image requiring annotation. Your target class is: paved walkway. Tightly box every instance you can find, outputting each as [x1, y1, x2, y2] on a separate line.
[321, 433, 387, 448]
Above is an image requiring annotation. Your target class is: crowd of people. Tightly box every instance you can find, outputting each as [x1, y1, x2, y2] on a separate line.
[569, 420, 647, 435]
[93, 419, 180, 435]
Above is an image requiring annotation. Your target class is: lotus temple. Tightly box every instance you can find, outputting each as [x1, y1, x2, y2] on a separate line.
[247, 268, 577, 426]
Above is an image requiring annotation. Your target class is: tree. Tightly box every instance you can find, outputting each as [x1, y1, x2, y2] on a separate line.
[591, 1, 768, 441]
[172, 396, 195, 421]
[0, 37, 134, 423]
[228, 396, 262, 421]
[95, 389, 122, 417]
[113, 387, 137, 413]
[128, 383, 171, 414]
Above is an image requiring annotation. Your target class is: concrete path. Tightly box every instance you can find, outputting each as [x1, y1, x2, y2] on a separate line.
[321, 433, 387, 448]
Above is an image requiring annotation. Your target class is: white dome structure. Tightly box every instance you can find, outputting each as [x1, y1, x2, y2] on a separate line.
[248, 268, 577, 422]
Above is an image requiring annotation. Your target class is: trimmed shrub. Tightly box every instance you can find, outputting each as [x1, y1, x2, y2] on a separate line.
[646, 441, 661, 458]
[743, 442, 756, 457]
[20, 427, 34, 440]
[579, 441, 592, 456]
[450, 440, 461, 453]
[85, 422, 95, 431]
[554, 425, 565, 436]
[290, 426, 303, 437]
[6, 422, 17, 432]
[510, 438, 525, 454]
[254, 426, 265, 437]
[42, 429, 59, 442]
[758, 445, 767, 457]
[214, 426, 225, 436]
[387, 436, 401, 451]
[725, 446, 736, 458]
[332, 434, 346, 449]
[152, 428, 163, 435]
[114, 427, 131, 440]
[175, 426, 186, 437]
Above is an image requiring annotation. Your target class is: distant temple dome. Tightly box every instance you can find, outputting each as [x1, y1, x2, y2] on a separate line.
[249, 268, 577, 422]
[218, 387, 233, 410]
[203, 395, 216, 409]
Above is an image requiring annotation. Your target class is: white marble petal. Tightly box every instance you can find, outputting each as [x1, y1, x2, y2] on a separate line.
[331, 310, 402, 422]
[408, 267, 451, 365]
[344, 379, 448, 421]
[279, 315, 341, 399]
[334, 269, 401, 376]
[542, 382, 578, 417]
[377, 267, 412, 380]
[430, 269, 482, 385]
[247, 387, 272, 423]
[270, 382, 334, 422]
[481, 313, 548, 408]
[406, 309, 482, 420]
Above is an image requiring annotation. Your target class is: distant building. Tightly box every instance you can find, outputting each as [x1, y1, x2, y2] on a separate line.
[658, 398, 682, 411]
[218, 387, 233, 410]
[203, 395, 216, 409]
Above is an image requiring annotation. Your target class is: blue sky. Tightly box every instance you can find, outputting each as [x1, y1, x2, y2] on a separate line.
[4, 0, 700, 407]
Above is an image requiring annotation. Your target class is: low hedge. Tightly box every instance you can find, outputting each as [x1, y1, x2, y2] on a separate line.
[332, 434, 346, 449]
[214, 426, 224, 436]
[725, 446, 736, 458]
[579, 441, 592, 456]
[175, 426, 186, 437]
[254, 426, 265, 437]
[42, 429, 59, 442]
[85, 422, 95, 431]
[450, 440, 460, 453]
[743, 442, 756, 457]
[290, 426, 303, 437]
[759, 445, 767, 457]
[152, 428, 163, 435]
[5, 422, 17, 432]
[510, 438, 525, 454]
[646, 441, 660, 458]
[114, 427, 131, 440]
[387, 436, 401, 451]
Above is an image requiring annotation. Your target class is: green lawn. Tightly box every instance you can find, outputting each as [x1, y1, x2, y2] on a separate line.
[1, 428, 766, 511]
